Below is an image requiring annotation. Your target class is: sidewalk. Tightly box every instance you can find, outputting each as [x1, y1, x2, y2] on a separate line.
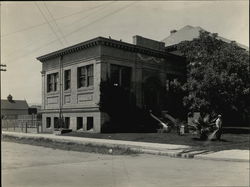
[2, 131, 249, 162]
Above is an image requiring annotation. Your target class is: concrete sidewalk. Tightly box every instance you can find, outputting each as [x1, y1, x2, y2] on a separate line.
[2, 131, 249, 162]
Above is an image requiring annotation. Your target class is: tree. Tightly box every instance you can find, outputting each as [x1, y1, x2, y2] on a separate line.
[177, 31, 250, 125]
[99, 80, 158, 132]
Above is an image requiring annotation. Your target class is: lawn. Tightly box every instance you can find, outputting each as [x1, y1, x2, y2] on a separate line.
[62, 130, 250, 151]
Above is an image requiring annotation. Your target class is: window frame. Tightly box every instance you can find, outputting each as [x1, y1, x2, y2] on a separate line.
[47, 72, 59, 93]
[46, 117, 51, 128]
[64, 69, 71, 90]
[110, 64, 131, 89]
[77, 64, 94, 88]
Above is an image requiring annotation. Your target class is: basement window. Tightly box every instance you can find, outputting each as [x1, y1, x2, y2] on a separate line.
[64, 117, 70, 129]
[77, 117, 83, 130]
[46, 117, 51, 128]
[54, 117, 59, 129]
[87, 117, 93, 130]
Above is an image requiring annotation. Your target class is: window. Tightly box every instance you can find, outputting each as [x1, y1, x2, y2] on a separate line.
[87, 117, 93, 130]
[110, 65, 131, 89]
[47, 73, 58, 92]
[64, 70, 71, 90]
[77, 65, 93, 88]
[46, 117, 51, 128]
[54, 117, 59, 129]
[77, 117, 83, 130]
[87, 65, 93, 86]
[64, 117, 70, 129]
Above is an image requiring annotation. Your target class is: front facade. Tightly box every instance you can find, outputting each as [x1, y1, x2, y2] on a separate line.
[37, 35, 186, 133]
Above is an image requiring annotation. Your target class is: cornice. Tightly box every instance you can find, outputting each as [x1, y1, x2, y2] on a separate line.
[37, 37, 180, 62]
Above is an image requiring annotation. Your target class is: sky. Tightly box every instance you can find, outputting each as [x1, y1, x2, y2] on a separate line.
[1, 1, 249, 105]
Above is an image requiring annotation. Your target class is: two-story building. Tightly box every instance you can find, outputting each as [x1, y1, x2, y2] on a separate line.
[37, 35, 186, 133]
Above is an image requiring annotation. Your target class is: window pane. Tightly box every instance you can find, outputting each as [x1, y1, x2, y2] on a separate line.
[64, 70, 71, 90]
[54, 117, 59, 129]
[46, 117, 51, 128]
[47, 75, 51, 92]
[87, 117, 94, 130]
[87, 65, 93, 86]
[87, 65, 93, 76]
[121, 67, 131, 89]
[54, 73, 58, 91]
[110, 65, 131, 88]
[78, 67, 86, 88]
[88, 76, 93, 86]
[110, 65, 120, 86]
[80, 67, 85, 76]
[64, 117, 70, 129]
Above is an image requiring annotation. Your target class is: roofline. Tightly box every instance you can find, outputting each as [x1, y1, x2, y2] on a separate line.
[165, 39, 249, 52]
[36, 36, 181, 62]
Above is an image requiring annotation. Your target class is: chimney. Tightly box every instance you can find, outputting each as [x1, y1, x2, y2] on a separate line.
[170, 29, 177, 34]
[133, 35, 165, 51]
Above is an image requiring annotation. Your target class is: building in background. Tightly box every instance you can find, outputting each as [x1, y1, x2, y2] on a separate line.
[1, 94, 29, 119]
[37, 35, 186, 133]
[28, 105, 42, 115]
[163, 25, 249, 55]
[163, 25, 249, 127]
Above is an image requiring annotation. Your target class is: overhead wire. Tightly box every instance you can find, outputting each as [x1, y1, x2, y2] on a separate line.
[2, 1, 136, 64]
[3, 1, 115, 58]
[43, 1, 68, 45]
[34, 2, 65, 47]
[62, 1, 117, 29]
[63, 2, 136, 39]
[1, 1, 114, 38]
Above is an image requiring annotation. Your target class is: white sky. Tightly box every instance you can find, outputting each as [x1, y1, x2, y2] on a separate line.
[1, 1, 249, 105]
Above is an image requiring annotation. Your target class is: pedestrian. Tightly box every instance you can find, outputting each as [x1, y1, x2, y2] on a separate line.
[215, 114, 222, 140]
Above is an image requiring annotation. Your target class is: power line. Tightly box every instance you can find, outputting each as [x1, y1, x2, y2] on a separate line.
[62, 1, 117, 30]
[2, 2, 136, 63]
[2, 1, 115, 58]
[62, 2, 137, 39]
[35, 2, 65, 47]
[43, 1, 68, 45]
[1, 2, 114, 38]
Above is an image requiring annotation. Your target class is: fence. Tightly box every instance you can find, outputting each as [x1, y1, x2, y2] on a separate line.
[2, 114, 42, 133]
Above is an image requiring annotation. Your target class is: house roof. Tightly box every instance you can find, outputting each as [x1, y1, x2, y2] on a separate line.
[162, 25, 249, 50]
[1, 99, 29, 110]
[37, 36, 180, 62]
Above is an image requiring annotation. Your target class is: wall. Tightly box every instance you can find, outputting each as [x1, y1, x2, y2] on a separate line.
[41, 46, 102, 133]
[40, 41, 186, 133]
[2, 109, 29, 119]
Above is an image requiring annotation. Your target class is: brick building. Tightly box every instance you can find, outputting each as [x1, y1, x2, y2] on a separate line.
[37, 35, 186, 133]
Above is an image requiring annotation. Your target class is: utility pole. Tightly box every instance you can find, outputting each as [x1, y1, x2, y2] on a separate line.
[0, 1, 7, 134]
[0, 64, 7, 135]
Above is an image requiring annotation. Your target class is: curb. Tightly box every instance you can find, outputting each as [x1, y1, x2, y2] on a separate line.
[130, 148, 195, 159]
[194, 155, 249, 163]
[2, 132, 249, 162]
[2, 133, 196, 159]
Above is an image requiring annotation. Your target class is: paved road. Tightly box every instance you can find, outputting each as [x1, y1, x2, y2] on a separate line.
[2, 142, 249, 187]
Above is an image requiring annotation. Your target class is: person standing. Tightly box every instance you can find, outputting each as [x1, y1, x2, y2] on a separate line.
[215, 114, 223, 140]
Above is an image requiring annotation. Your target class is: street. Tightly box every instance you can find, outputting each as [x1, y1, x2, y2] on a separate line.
[2, 141, 249, 187]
